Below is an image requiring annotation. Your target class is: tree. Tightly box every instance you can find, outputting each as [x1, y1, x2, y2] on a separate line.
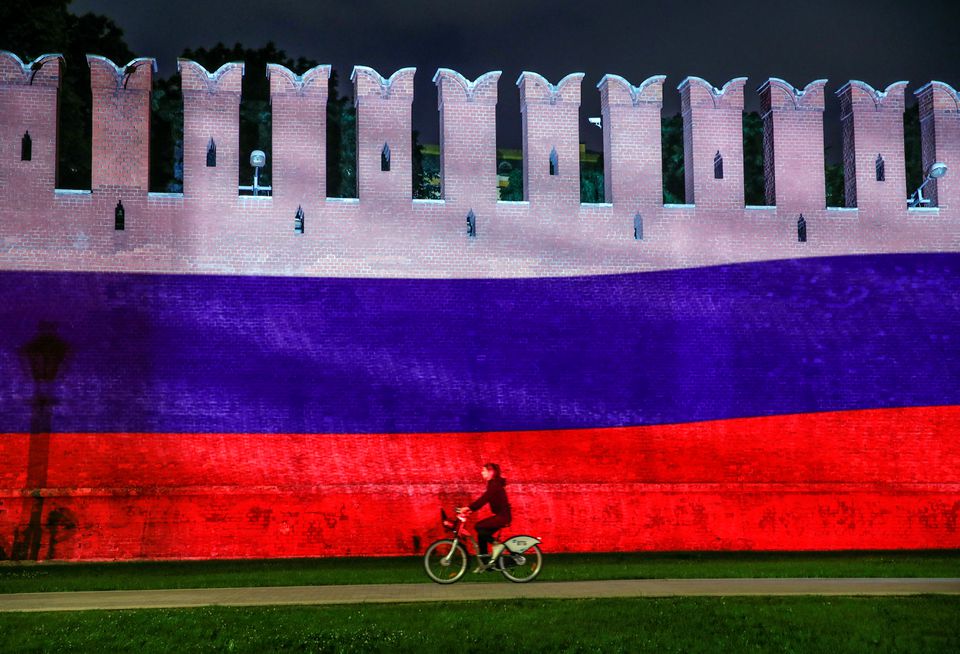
[743, 112, 765, 206]
[825, 151, 844, 207]
[661, 114, 685, 204]
[2, 2, 925, 206]
[2, 0, 136, 189]
[177, 42, 320, 191]
[150, 73, 183, 192]
[580, 166, 604, 204]
[326, 69, 356, 198]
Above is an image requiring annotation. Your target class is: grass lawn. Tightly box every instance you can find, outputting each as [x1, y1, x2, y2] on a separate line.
[1, 596, 957, 653]
[1, 550, 958, 594]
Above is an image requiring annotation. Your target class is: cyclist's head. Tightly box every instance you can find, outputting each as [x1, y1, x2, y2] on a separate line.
[481, 462, 503, 483]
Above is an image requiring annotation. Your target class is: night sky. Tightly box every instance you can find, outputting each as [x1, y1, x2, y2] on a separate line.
[71, 0, 960, 154]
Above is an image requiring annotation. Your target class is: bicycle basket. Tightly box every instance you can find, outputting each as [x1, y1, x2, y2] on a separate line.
[441, 508, 455, 529]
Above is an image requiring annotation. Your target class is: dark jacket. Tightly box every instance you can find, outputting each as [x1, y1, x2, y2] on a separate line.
[469, 477, 511, 518]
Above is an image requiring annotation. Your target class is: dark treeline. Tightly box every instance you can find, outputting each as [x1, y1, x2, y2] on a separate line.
[2, 0, 923, 206]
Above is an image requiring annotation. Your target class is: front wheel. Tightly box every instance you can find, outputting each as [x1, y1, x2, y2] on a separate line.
[423, 539, 468, 584]
[498, 544, 543, 583]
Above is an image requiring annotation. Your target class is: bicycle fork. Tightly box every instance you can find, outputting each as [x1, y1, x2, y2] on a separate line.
[442, 538, 461, 564]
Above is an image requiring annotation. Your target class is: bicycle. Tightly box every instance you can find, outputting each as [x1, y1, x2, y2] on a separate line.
[423, 508, 543, 584]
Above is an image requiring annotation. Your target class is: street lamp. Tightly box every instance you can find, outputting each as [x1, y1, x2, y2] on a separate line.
[13, 323, 69, 560]
[908, 162, 948, 207]
[239, 150, 272, 196]
[19, 323, 68, 384]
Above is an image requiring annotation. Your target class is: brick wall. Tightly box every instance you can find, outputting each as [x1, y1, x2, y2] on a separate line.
[0, 255, 958, 560]
[1, 407, 958, 560]
[1, 52, 958, 278]
[1, 50, 959, 560]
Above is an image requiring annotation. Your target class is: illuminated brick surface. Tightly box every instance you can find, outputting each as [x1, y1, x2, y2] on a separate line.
[0, 255, 958, 559]
[1, 52, 959, 559]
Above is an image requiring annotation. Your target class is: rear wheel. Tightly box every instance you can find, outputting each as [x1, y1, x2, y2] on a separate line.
[498, 544, 543, 583]
[423, 539, 468, 584]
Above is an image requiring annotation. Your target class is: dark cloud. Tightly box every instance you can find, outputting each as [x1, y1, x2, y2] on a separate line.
[70, 0, 960, 152]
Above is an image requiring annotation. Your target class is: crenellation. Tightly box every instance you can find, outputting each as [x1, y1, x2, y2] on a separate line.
[679, 77, 747, 208]
[178, 59, 245, 210]
[0, 51, 64, 208]
[758, 78, 827, 210]
[177, 58, 245, 94]
[268, 63, 331, 216]
[517, 72, 584, 206]
[88, 56, 157, 194]
[598, 74, 665, 208]
[0, 51, 63, 86]
[351, 66, 416, 204]
[837, 81, 909, 213]
[0, 53, 957, 277]
[434, 69, 501, 206]
[915, 81, 959, 211]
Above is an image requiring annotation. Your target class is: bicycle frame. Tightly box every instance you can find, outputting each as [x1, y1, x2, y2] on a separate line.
[442, 511, 481, 563]
[426, 508, 544, 584]
[440, 510, 507, 565]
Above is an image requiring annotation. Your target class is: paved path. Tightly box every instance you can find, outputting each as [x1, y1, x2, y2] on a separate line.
[2, 578, 959, 612]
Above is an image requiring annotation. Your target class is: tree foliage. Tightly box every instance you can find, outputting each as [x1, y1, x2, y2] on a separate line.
[2, 1, 925, 207]
[661, 114, 685, 204]
[2, 0, 135, 189]
[742, 112, 765, 206]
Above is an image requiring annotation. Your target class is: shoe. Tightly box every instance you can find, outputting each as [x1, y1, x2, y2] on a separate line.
[472, 556, 492, 573]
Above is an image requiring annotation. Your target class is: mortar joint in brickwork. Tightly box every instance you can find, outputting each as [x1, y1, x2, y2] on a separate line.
[835, 80, 909, 110]
[597, 74, 666, 107]
[914, 81, 960, 111]
[266, 63, 331, 97]
[678, 76, 748, 107]
[87, 55, 157, 91]
[432, 69, 502, 103]
[351, 66, 416, 102]
[0, 50, 64, 86]
[177, 59, 245, 94]
[516, 71, 585, 105]
[757, 78, 828, 111]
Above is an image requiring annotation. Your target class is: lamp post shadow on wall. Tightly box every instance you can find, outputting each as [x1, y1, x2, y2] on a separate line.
[10, 321, 69, 561]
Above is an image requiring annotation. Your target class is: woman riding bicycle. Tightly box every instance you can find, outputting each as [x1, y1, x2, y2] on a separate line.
[457, 462, 511, 572]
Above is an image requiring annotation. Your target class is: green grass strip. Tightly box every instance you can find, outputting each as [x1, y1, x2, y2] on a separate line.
[2, 551, 958, 594]
[1, 596, 958, 653]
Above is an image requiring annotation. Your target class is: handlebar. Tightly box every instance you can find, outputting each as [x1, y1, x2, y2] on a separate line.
[442, 507, 470, 529]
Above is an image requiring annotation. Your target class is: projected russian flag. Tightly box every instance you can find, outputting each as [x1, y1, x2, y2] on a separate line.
[1, 252, 958, 560]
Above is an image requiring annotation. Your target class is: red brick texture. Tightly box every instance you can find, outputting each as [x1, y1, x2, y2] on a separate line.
[0, 53, 62, 210]
[1, 407, 957, 559]
[598, 74, 665, 208]
[679, 77, 747, 209]
[837, 81, 909, 212]
[267, 63, 330, 222]
[351, 66, 416, 206]
[517, 72, 584, 207]
[88, 56, 156, 194]
[916, 81, 959, 211]
[0, 52, 958, 278]
[433, 69, 501, 209]
[179, 59, 245, 208]
[758, 78, 827, 211]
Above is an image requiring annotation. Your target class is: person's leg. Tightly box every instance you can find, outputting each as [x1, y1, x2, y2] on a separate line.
[475, 526, 493, 556]
[485, 515, 510, 559]
[473, 517, 499, 572]
[475, 515, 509, 563]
